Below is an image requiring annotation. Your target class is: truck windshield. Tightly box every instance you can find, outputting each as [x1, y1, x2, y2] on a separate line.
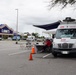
[56, 29, 76, 39]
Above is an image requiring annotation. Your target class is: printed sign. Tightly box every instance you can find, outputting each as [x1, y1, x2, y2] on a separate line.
[61, 39, 66, 42]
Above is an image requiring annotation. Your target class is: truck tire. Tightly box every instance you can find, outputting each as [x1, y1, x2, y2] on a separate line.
[52, 51, 57, 57]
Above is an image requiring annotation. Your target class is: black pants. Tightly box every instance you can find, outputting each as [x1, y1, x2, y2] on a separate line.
[43, 45, 52, 53]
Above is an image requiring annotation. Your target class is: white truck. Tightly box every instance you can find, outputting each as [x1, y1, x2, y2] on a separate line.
[52, 17, 76, 57]
[26, 36, 35, 41]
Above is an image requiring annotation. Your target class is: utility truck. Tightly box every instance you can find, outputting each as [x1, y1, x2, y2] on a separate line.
[52, 17, 76, 57]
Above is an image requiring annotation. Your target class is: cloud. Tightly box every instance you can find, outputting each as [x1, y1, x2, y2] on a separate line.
[0, 0, 76, 36]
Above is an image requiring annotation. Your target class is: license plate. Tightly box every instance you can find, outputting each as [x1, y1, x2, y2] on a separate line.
[61, 51, 69, 54]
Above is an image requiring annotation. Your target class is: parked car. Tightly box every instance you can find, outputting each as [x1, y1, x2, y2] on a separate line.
[26, 36, 35, 41]
[21, 37, 26, 40]
[12, 36, 20, 41]
[0, 37, 2, 40]
[8, 37, 12, 40]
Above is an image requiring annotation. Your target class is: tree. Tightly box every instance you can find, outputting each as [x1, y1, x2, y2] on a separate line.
[51, 0, 76, 8]
[32, 32, 39, 38]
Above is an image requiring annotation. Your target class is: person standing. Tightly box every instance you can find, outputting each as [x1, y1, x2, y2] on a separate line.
[42, 39, 52, 53]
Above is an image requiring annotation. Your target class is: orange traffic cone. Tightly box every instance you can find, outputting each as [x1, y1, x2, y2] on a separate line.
[31, 46, 35, 54]
[29, 53, 33, 60]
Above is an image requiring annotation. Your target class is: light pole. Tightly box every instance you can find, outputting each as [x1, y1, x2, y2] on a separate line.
[15, 9, 18, 44]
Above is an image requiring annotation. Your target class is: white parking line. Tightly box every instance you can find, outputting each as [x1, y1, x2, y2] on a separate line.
[43, 53, 51, 58]
[0, 48, 20, 51]
[8, 50, 30, 56]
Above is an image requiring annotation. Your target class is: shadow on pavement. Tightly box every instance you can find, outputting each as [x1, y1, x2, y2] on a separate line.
[34, 53, 76, 60]
[58, 54, 76, 59]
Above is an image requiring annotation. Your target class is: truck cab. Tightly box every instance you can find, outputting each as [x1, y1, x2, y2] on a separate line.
[52, 17, 76, 57]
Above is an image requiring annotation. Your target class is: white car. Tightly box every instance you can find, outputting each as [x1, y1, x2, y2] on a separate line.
[0, 37, 2, 40]
[26, 36, 35, 41]
[8, 37, 12, 40]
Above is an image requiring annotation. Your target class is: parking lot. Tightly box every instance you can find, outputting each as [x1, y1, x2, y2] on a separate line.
[0, 40, 76, 75]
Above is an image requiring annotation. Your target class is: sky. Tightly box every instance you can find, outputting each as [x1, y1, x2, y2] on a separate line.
[0, 0, 76, 36]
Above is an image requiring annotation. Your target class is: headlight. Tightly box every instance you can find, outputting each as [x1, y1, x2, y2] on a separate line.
[53, 42, 58, 48]
[72, 44, 76, 48]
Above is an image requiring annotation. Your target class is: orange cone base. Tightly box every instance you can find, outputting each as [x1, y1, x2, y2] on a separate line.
[29, 53, 33, 60]
[29, 59, 33, 60]
[31, 52, 36, 54]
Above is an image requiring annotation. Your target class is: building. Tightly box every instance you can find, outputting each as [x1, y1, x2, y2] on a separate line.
[0, 24, 14, 39]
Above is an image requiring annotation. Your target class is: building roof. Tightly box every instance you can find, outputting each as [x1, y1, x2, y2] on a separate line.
[0, 24, 14, 32]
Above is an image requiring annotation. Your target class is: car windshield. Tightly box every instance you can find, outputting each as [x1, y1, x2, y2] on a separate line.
[56, 29, 76, 39]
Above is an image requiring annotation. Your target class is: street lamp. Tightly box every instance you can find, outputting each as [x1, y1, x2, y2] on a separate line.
[15, 9, 18, 44]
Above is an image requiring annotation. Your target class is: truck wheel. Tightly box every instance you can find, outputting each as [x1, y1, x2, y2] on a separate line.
[52, 52, 57, 57]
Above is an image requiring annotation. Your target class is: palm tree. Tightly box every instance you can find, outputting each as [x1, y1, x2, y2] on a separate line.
[51, 0, 76, 8]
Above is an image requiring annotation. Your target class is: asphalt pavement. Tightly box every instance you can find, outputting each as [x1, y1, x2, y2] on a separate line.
[0, 40, 76, 75]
